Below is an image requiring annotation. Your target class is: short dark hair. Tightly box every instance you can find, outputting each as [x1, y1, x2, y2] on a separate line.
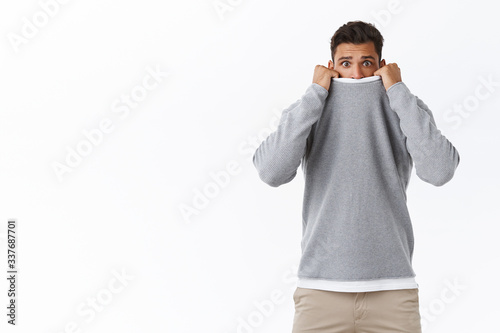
[330, 21, 384, 64]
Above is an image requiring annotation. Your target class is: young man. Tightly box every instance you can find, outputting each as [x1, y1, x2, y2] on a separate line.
[252, 21, 460, 333]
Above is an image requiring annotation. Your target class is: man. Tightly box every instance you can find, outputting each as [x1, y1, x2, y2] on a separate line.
[252, 21, 460, 333]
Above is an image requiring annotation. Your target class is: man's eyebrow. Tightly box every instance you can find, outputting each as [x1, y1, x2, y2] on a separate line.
[337, 55, 376, 61]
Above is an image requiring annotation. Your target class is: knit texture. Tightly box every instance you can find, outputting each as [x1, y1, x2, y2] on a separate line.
[253, 76, 460, 281]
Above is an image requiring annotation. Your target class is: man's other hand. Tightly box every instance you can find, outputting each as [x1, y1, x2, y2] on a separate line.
[374, 62, 402, 91]
[313, 60, 340, 91]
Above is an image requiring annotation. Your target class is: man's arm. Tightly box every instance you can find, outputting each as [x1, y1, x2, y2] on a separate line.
[386, 82, 460, 186]
[252, 83, 329, 187]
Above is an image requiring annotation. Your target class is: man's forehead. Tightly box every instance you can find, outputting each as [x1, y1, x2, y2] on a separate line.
[337, 41, 375, 50]
[335, 43, 377, 61]
[336, 42, 375, 52]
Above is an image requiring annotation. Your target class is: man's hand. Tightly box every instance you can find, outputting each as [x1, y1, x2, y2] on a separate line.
[373, 62, 402, 91]
[313, 60, 340, 91]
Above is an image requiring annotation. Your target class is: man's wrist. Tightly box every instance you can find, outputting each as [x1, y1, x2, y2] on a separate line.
[385, 80, 403, 91]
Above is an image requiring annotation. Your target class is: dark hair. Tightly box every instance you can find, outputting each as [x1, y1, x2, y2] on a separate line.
[330, 21, 384, 64]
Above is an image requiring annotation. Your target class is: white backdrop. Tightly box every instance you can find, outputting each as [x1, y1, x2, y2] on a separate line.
[0, 0, 498, 332]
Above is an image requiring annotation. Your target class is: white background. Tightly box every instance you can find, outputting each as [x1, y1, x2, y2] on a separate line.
[0, 0, 498, 332]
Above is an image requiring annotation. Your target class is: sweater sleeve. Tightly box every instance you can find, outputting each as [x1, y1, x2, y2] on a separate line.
[386, 81, 460, 186]
[253, 83, 329, 187]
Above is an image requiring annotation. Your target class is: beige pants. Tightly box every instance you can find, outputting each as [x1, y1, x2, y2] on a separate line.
[292, 287, 422, 333]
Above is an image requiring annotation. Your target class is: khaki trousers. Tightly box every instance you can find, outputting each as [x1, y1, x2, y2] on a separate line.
[292, 287, 422, 333]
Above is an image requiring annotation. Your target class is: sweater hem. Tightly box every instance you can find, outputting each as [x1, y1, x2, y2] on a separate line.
[296, 276, 418, 292]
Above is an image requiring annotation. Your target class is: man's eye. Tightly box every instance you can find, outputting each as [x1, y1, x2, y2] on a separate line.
[342, 61, 349, 67]
[363, 61, 372, 66]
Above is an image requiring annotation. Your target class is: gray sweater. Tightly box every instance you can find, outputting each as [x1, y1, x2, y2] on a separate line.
[253, 76, 460, 281]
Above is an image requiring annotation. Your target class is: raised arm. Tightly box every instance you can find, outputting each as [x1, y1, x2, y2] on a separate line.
[252, 83, 329, 187]
[253, 63, 339, 187]
[386, 82, 460, 186]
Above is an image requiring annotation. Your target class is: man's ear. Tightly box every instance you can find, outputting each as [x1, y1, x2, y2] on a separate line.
[379, 59, 386, 67]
